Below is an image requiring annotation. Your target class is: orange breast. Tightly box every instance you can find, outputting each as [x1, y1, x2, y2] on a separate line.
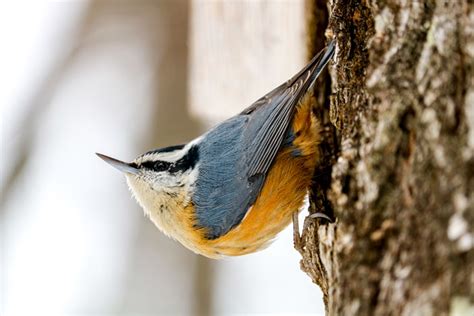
[185, 95, 321, 258]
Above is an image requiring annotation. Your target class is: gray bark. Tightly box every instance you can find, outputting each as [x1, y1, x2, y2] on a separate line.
[298, 0, 474, 314]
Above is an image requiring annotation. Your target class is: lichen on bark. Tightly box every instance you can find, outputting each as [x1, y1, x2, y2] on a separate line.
[298, 0, 474, 314]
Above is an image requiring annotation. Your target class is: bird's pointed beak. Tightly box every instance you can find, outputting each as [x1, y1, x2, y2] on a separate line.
[96, 153, 139, 175]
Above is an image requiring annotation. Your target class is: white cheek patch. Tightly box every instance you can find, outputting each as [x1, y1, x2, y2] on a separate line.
[125, 176, 152, 217]
[126, 162, 199, 210]
[125, 169, 203, 243]
[153, 171, 179, 188]
[125, 175, 180, 236]
[143, 167, 198, 192]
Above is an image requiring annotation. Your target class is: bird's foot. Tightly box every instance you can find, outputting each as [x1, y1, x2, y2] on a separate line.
[308, 212, 333, 222]
[292, 211, 334, 254]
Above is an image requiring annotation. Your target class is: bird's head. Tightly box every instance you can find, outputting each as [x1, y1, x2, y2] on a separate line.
[97, 144, 200, 214]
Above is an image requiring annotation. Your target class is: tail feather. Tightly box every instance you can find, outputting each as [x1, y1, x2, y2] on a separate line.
[287, 39, 335, 98]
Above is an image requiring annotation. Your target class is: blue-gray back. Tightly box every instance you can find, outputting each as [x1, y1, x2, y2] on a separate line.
[192, 40, 336, 239]
[193, 115, 266, 239]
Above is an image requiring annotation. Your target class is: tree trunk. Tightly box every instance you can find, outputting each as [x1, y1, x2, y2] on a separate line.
[299, 0, 474, 315]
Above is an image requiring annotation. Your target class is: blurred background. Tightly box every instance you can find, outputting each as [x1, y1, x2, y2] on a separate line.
[0, 1, 324, 315]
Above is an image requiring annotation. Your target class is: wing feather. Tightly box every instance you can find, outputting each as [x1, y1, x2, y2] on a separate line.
[193, 40, 335, 239]
[245, 40, 335, 178]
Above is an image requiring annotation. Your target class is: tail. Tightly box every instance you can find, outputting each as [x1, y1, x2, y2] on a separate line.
[241, 39, 335, 116]
[286, 39, 336, 97]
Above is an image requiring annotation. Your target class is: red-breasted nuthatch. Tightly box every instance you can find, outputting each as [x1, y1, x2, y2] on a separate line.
[97, 40, 335, 258]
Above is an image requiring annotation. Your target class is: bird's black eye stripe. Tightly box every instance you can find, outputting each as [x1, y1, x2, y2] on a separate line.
[169, 145, 199, 173]
[139, 145, 199, 173]
[140, 160, 171, 172]
[154, 161, 170, 171]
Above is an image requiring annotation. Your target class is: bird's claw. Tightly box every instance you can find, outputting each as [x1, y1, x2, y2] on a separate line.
[309, 212, 333, 222]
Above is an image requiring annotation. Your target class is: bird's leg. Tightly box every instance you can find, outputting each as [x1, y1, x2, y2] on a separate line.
[292, 211, 305, 254]
[293, 211, 333, 254]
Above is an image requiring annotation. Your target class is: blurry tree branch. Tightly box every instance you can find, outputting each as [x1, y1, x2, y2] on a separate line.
[0, 10, 87, 210]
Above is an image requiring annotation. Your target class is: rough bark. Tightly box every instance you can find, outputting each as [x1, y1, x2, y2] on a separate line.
[299, 0, 474, 314]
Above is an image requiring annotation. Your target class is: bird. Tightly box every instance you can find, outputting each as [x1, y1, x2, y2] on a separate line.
[97, 40, 335, 258]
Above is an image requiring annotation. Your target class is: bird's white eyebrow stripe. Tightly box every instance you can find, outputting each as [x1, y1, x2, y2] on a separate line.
[136, 136, 204, 164]
[142, 150, 185, 163]
[143, 144, 185, 156]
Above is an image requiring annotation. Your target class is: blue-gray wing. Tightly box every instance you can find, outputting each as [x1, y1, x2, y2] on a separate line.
[193, 116, 265, 239]
[193, 41, 336, 239]
[243, 40, 335, 178]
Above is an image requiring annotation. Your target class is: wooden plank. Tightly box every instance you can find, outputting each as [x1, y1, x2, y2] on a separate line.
[188, 0, 306, 123]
